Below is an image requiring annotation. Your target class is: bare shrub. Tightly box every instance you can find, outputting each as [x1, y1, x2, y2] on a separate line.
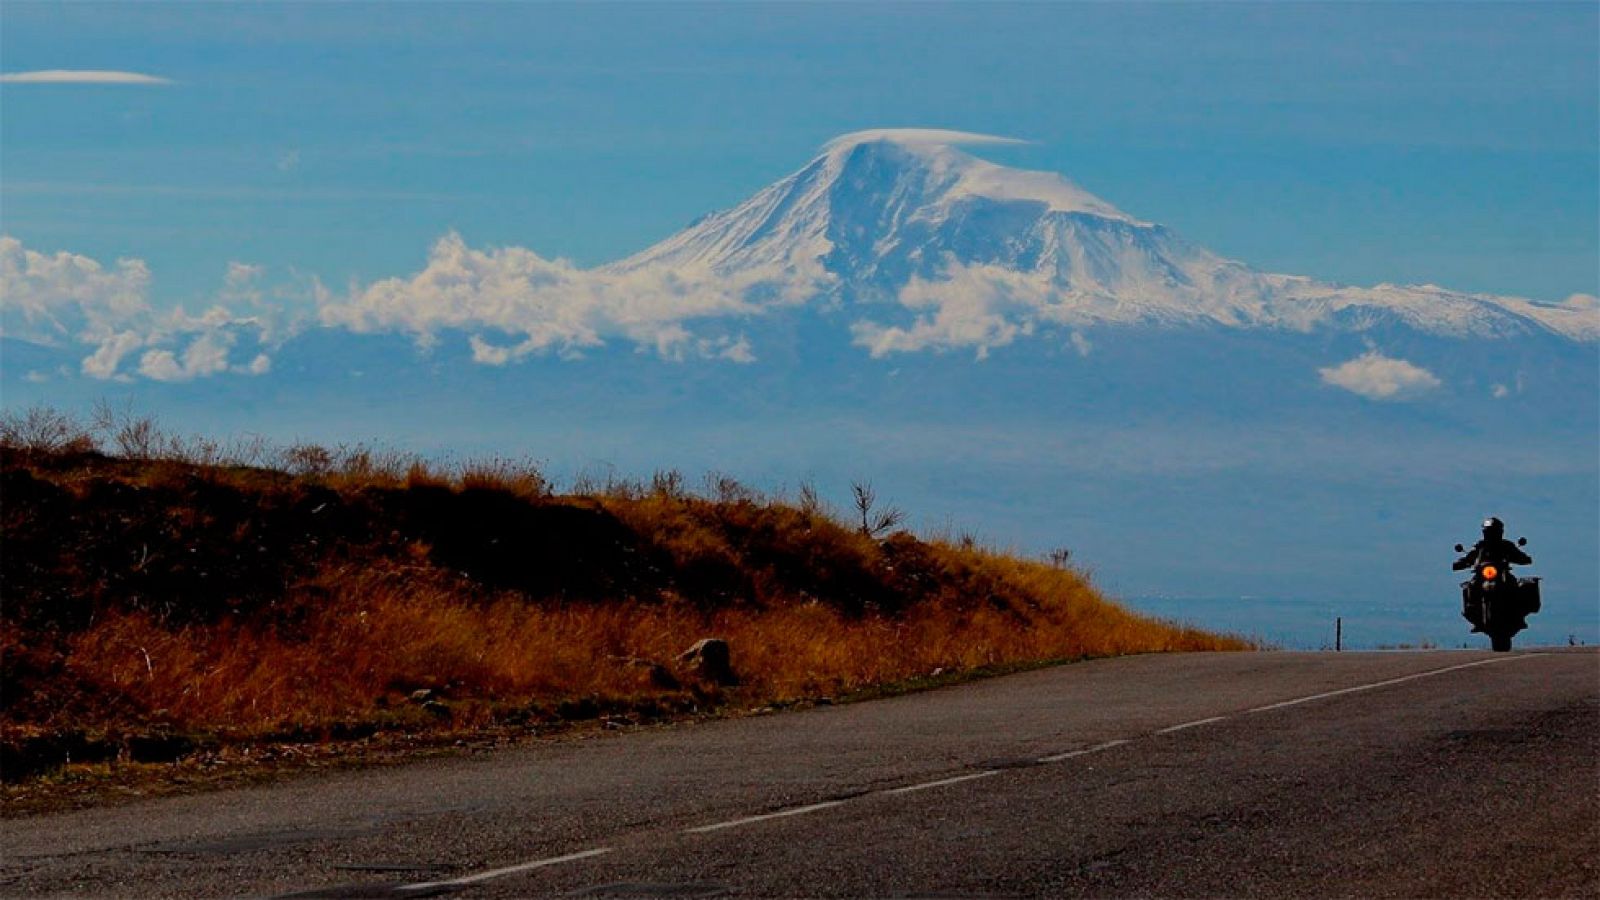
[707, 472, 757, 505]
[281, 443, 334, 477]
[227, 433, 272, 468]
[90, 401, 179, 460]
[570, 463, 618, 497]
[405, 460, 448, 490]
[326, 444, 417, 489]
[797, 479, 825, 517]
[603, 475, 644, 501]
[650, 469, 686, 500]
[461, 457, 548, 499]
[0, 406, 96, 453]
[851, 480, 906, 537]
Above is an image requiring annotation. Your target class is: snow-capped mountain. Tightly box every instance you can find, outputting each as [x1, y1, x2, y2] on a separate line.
[610, 129, 1595, 346]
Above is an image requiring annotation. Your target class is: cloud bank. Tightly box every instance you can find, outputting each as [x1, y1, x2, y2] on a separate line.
[0, 236, 275, 381]
[1318, 350, 1442, 400]
[0, 70, 173, 85]
[2, 228, 1589, 386]
[318, 232, 761, 363]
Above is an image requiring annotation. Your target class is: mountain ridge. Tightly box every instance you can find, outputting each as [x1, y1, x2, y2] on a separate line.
[607, 129, 1595, 348]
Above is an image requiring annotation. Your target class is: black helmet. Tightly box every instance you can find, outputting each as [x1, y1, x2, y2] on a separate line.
[1482, 517, 1505, 539]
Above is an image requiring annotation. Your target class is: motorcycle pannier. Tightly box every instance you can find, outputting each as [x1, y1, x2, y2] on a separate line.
[1519, 577, 1542, 614]
[1461, 581, 1484, 626]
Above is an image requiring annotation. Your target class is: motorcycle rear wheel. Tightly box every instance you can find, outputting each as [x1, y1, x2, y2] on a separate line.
[1490, 633, 1513, 652]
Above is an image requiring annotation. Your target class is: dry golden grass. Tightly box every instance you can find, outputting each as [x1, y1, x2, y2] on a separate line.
[1, 405, 1251, 774]
[49, 552, 1242, 738]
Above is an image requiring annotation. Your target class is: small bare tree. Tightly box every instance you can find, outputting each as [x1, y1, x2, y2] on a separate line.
[1047, 546, 1072, 569]
[851, 480, 905, 537]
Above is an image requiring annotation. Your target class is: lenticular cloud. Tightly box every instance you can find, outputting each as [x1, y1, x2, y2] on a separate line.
[0, 69, 173, 85]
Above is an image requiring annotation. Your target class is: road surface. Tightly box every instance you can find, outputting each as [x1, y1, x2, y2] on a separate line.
[3, 649, 1596, 898]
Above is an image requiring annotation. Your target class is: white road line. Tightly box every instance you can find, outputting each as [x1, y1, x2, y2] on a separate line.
[280, 652, 1557, 899]
[397, 846, 614, 891]
[1155, 715, 1227, 734]
[683, 800, 847, 834]
[1038, 738, 1129, 763]
[1247, 654, 1540, 714]
[885, 770, 1001, 795]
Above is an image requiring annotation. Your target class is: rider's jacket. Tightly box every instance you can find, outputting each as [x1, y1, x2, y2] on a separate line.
[1453, 538, 1532, 571]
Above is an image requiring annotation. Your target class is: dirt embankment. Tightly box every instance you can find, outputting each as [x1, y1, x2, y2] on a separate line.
[1, 411, 1249, 793]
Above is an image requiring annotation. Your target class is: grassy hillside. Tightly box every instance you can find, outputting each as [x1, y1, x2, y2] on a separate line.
[1, 407, 1249, 782]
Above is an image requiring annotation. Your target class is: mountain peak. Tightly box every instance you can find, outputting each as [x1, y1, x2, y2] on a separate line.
[604, 130, 1592, 344]
[817, 129, 1140, 224]
[609, 127, 1144, 276]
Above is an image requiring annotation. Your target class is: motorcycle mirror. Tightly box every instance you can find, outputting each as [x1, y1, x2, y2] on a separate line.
[1517, 537, 1527, 546]
[1454, 543, 1464, 553]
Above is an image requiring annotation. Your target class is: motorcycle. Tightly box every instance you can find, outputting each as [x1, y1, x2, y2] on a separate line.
[1454, 536, 1540, 652]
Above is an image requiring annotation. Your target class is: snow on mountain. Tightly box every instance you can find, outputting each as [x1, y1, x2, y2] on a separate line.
[609, 129, 1596, 352]
[10, 129, 1590, 383]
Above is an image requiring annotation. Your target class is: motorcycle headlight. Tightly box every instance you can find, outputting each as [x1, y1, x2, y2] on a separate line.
[1482, 565, 1499, 580]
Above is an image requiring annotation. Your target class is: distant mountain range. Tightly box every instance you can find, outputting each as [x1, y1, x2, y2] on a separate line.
[5, 128, 1594, 389]
[610, 129, 1595, 354]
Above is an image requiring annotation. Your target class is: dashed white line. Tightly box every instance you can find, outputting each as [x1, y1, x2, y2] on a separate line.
[684, 800, 847, 834]
[885, 770, 1001, 794]
[1246, 654, 1539, 714]
[1038, 738, 1129, 763]
[1155, 715, 1227, 734]
[397, 846, 614, 891]
[289, 653, 1552, 898]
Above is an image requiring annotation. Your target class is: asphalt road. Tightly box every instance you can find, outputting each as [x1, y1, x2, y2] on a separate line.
[3, 649, 1596, 899]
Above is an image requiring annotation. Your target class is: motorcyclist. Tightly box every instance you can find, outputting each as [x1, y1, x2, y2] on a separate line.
[1454, 518, 1538, 648]
[1452, 517, 1532, 571]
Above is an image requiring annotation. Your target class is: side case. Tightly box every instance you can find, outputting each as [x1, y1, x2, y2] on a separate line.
[1519, 577, 1542, 614]
[1460, 581, 1483, 625]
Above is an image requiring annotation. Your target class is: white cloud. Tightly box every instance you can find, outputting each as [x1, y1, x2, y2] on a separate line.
[851, 260, 1054, 359]
[1069, 331, 1093, 357]
[224, 261, 265, 297]
[320, 232, 770, 362]
[0, 70, 173, 85]
[138, 331, 236, 382]
[824, 129, 1029, 152]
[1560, 293, 1598, 312]
[1491, 370, 1527, 399]
[1318, 351, 1442, 400]
[716, 335, 756, 364]
[0, 236, 278, 381]
[80, 331, 144, 380]
[0, 235, 152, 344]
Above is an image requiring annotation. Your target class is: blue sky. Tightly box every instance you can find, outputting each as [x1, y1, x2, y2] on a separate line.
[3, 1, 1596, 305]
[3, 2, 1597, 644]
